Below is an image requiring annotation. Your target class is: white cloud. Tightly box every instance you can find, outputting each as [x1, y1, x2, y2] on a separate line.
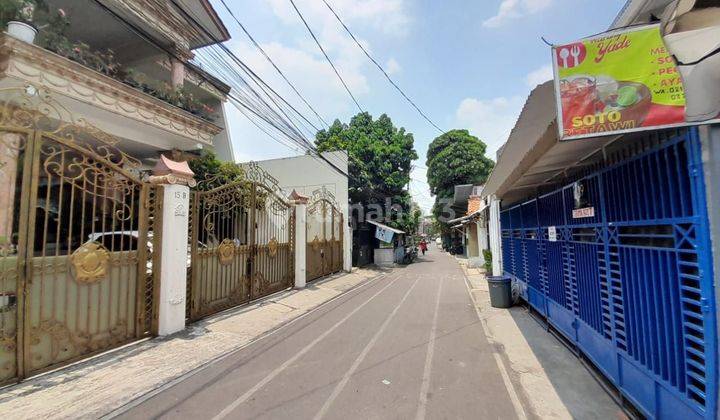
[218, 0, 412, 162]
[525, 64, 553, 87]
[483, 0, 553, 28]
[266, 0, 410, 36]
[454, 96, 526, 158]
[385, 57, 402, 75]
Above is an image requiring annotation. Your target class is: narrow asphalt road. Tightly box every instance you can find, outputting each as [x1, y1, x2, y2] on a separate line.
[119, 246, 523, 420]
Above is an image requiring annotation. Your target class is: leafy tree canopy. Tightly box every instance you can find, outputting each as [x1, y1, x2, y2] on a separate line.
[315, 112, 417, 232]
[188, 151, 245, 191]
[426, 129, 494, 219]
[316, 112, 417, 206]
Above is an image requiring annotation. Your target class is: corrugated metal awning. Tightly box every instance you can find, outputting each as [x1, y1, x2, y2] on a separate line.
[367, 220, 405, 234]
[480, 80, 637, 206]
[447, 210, 481, 225]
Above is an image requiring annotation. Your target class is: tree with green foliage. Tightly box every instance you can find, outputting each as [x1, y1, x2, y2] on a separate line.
[188, 151, 245, 191]
[315, 112, 417, 232]
[426, 129, 494, 221]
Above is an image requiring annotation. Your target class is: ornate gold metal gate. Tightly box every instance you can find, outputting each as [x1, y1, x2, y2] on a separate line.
[0, 87, 158, 386]
[306, 188, 343, 282]
[187, 164, 294, 321]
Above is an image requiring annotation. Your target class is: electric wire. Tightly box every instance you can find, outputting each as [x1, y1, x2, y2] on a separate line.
[180, 1, 365, 175]
[287, 0, 364, 113]
[94, 0, 340, 172]
[218, 0, 329, 128]
[200, 41, 350, 176]
[321, 0, 444, 134]
[177, 12, 353, 176]
[202, 45, 313, 141]
[200, 46, 351, 176]
[163, 0, 350, 177]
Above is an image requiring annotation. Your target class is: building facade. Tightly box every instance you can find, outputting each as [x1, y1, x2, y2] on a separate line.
[481, 2, 720, 419]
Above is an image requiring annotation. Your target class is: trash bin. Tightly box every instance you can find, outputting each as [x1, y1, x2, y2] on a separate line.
[487, 276, 512, 308]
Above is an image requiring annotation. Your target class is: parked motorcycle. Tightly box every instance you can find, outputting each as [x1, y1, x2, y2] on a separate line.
[402, 246, 418, 264]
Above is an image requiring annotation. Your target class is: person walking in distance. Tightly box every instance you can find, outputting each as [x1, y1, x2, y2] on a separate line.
[419, 239, 428, 256]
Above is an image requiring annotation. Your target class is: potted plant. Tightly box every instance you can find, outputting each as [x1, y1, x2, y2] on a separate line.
[3, 0, 48, 44]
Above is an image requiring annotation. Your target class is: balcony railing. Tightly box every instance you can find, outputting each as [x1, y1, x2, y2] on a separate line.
[0, 34, 224, 146]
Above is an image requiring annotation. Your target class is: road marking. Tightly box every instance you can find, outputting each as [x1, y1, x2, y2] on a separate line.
[211, 273, 402, 420]
[460, 266, 527, 420]
[313, 274, 422, 420]
[103, 272, 389, 419]
[415, 275, 444, 420]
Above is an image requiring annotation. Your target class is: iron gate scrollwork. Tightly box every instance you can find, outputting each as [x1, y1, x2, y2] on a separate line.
[306, 187, 343, 282]
[187, 164, 294, 321]
[0, 86, 159, 385]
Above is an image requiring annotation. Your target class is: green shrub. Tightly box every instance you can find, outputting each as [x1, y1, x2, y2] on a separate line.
[188, 151, 245, 191]
[483, 249, 492, 271]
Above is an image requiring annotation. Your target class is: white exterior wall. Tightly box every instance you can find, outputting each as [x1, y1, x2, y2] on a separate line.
[212, 103, 235, 162]
[247, 151, 352, 272]
[157, 184, 191, 336]
[489, 196, 503, 277]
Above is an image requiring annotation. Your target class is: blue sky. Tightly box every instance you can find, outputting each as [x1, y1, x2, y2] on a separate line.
[211, 0, 626, 213]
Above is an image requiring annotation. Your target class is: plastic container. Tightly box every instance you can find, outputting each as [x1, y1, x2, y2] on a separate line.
[7, 21, 37, 44]
[487, 276, 512, 308]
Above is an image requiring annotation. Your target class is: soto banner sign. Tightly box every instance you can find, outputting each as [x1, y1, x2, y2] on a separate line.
[552, 25, 718, 140]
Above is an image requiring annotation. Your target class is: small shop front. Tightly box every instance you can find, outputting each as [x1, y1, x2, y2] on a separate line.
[367, 220, 406, 267]
[481, 3, 720, 417]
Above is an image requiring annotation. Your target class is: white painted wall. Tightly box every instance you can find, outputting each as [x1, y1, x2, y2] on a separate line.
[157, 184, 190, 336]
[294, 202, 307, 288]
[213, 103, 235, 162]
[489, 196, 503, 277]
[246, 151, 352, 272]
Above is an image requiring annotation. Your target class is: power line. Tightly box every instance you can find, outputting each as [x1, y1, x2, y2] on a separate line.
[165, 0, 350, 178]
[173, 1, 381, 180]
[231, 99, 305, 154]
[218, 0, 329, 129]
[98, 0, 350, 179]
[200, 45, 350, 176]
[321, 0, 444, 133]
[288, 0, 363, 113]
[411, 177, 431, 186]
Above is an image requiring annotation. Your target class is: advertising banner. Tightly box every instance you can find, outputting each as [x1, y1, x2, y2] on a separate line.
[374, 225, 395, 244]
[552, 24, 720, 140]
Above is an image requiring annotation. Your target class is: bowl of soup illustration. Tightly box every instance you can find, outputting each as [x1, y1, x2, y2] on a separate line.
[560, 75, 652, 132]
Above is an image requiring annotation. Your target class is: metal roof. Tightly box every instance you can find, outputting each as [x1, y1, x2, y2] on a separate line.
[367, 220, 405, 234]
[480, 81, 636, 206]
[611, 0, 675, 29]
[453, 184, 474, 208]
[447, 210, 481, 225]
[481, 81, 557, 202]
[479, 1, 679, 206]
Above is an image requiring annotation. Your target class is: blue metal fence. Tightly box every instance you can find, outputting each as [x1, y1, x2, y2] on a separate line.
[499, 127, 717, 420]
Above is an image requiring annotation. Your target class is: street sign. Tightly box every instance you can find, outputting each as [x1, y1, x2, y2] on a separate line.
[548, 226, 558, 242]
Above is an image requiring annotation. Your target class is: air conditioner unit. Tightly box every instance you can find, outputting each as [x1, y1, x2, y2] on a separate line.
[661, 0, 720, 121]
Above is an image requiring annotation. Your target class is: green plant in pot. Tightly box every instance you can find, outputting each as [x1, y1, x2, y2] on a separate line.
[2, 0, 50, 44]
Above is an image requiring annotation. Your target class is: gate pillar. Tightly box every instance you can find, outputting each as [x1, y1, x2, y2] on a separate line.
[290, 190, 309, 289]
[149, 155, 196, 336]
[488, 195, 503, 277]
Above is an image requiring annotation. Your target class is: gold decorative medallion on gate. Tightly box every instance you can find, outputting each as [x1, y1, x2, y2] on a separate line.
[70, 242, 109, 284]
[268, 237, 278, 258]
[217, 239, 235, 265]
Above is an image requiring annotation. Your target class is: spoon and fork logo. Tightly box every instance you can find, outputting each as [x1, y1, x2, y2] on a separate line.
[558, 43, 584, 68]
